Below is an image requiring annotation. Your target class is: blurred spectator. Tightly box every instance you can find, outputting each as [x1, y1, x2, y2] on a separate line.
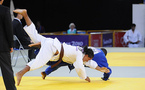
[123, 23, 142, 48]
[67, 23, 77, 34]
[36, 21, 45, 33]
[13, 11, 36, 61]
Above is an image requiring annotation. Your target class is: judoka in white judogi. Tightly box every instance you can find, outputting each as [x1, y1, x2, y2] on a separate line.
[123, 24, 142, 48]
[24, 23, 92, 79]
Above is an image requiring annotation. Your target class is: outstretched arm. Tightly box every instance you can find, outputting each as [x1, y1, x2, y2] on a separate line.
[29, 42, 41, 48]
[73, 52, 90, 82]
[84, 60, 109, 73]
[95, 66, 110, 73]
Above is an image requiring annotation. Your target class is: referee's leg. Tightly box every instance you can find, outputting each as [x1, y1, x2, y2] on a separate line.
[0, 52, 16, 90]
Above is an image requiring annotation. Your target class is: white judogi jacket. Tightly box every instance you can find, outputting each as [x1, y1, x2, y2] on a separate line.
[24, 23, 87, 79]
[123, 29, 142, 47]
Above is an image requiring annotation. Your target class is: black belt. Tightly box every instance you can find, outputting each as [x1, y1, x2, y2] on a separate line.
[51, 44, 64, 68]
[129, 42, 138, 44]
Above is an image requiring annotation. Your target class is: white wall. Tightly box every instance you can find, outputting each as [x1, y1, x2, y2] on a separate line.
[10, 0, 15, 20]
[133, 4, 145, 47]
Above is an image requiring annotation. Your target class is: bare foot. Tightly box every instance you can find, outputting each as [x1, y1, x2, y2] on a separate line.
[41, 72, 46, 80]
[16, 72, 23, 86]
[85, 76, 90, 82]
[13, 9, 27, 16]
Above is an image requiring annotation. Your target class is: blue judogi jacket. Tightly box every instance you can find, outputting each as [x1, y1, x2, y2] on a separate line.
[92, 48, 109, 68]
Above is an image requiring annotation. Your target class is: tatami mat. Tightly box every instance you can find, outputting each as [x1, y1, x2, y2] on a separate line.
[0, 77, 145, 90]
[1, 52, 145, 90]
[107, 52, 145, 66]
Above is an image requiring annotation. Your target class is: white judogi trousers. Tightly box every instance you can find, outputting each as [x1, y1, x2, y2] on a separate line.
[24, 23, 61, 71]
